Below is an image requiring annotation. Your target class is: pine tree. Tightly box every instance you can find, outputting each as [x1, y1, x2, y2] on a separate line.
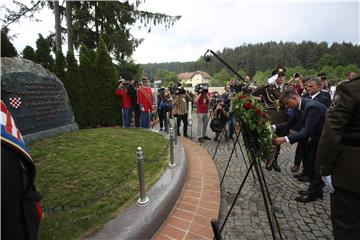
[1, 27, 17, 57]
[94, 36, 121, 126]
[22, 45, 36, 61]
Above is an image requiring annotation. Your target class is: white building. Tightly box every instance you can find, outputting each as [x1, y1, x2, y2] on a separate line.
[177, 71, 212, 87]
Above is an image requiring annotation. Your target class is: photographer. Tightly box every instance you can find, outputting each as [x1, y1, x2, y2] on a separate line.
[173, 86, 192, 137]
[157, 88, 173, 131]
[211, 98, 229, 142]
[222, 84, 235, 139]
[194, 84, 211, 142]
[127, 80, 140, 127]
[115, 80, 133, 128]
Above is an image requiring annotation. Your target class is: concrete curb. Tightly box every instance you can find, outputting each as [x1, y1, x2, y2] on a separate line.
[87, 141, 187, 240]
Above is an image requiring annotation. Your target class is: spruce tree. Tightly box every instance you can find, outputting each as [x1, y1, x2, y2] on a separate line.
[35, 34, 54, 71]
[65, 51, 84, 127]
[79, 44, 97, 127]
[94, 36, 121, 126]
[22, 45, 36, 61]
[54, 50, 66, 82]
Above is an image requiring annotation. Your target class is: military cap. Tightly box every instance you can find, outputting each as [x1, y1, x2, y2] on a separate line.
[317, 72, 326, 80]
[272, 66, 286, 76]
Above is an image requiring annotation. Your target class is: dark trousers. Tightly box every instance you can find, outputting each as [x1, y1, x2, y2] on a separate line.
[305, 142, 324, 194]
[175, 114, 188, 136]
[331, 187, 360, 240]
[134, 108, 140, 127]
[294, 140, 306, 166]
[158, 109, 168, 130]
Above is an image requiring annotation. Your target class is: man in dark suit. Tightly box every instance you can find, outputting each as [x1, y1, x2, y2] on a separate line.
[292, 77, 332, 181]
[305, 78, 331, 108]
[316, 76, 360, 239]
[273, 89, 327, 203]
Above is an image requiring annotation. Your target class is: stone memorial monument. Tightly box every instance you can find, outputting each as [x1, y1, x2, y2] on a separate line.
[1, 57, 78, 143]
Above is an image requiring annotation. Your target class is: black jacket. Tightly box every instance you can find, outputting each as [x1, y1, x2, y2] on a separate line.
[276, 98, 327, 144]
[313, 91, 331, 108]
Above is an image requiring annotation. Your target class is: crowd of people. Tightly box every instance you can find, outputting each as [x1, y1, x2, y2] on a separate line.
[115, 68, 359, 239]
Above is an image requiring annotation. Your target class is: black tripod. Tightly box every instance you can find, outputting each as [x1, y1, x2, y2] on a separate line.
[211, 120, 283, 240]
[218, 121, 256, 186]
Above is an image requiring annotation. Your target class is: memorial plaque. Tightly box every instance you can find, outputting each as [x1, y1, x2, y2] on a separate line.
[1, 57, 78, 143]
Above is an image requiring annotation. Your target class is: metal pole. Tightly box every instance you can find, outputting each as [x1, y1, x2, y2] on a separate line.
[169, 128, 176, 168]
[188, 101, 192, 139]
[174, 117, 178, 146]
[166, 112, 170, 134]
[137, 147, 149, 206]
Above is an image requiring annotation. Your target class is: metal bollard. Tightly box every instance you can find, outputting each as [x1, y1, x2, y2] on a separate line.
[169, 128, 176, 168]
[136, 147, 150, 206]
[174, 117, 178, 146]
[166, 112, 170, 134]
[188, 101, 193, 139]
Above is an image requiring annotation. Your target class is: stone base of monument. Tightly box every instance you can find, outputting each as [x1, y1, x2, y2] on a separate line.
[86, 142, 187, 240]
[23, 123, 78, 145]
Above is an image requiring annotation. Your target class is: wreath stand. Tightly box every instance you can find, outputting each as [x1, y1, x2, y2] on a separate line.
[211, 119, 283, 240]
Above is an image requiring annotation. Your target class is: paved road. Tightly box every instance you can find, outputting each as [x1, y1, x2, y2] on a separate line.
[181, 115, 333, 240]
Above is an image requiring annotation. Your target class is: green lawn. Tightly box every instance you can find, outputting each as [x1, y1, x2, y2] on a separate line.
[30, 127, 168, 240]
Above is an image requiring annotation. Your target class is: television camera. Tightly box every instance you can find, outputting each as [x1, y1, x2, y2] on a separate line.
[194, 83, 209, 94]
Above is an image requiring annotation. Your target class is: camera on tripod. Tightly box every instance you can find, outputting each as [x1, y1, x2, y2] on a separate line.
[194, 83, 209, 94]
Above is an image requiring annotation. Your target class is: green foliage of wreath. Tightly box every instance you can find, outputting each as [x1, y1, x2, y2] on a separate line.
[232, 94, 273, 160]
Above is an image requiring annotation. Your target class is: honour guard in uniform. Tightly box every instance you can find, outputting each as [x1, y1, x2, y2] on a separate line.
[316, 75, 360, 239]
[252, 66, 293, 172]
[1, 99, 43, 240]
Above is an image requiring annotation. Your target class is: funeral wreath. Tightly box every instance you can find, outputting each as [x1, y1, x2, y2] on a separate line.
[232, 94, 273, 159]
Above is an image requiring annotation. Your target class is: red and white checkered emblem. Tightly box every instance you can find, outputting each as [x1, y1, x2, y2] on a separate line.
[9, 97, 22, 109]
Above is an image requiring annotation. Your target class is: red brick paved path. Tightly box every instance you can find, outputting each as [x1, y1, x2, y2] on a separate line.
[153, 137, 221, 240]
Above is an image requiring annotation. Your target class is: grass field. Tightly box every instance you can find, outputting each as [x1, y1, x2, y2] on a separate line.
[30, 127, 168, 240]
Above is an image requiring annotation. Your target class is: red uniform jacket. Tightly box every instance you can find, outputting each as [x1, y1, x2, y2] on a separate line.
[115, 88, 132, 109]
[137, 87, 153, 112]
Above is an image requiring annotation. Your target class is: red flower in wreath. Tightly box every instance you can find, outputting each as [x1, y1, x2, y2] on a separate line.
[255, 108, 261, 115]
[244, 102, 252, 109]
[239, 95, 246, 100]
[262, 112, 267, 119]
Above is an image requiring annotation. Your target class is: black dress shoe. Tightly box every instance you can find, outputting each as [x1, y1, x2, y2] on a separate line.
[297, 176, 310, 182]
[272, 163, 281, 172]
[202, 136, 211, 140]
[294, 172, 306, 178]
[183, 134, 188, 137]
[295, 192, 323, 203]
[298, 190, 309, 195]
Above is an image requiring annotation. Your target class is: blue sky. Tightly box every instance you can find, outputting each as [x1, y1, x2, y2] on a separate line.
[2, 0, 359, 64]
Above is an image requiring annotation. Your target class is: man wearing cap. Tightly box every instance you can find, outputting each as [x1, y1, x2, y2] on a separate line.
[252, 66, 292, 172]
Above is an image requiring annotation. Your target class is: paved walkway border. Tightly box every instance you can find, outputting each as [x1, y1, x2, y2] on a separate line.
[153, 137, 221, 240]
[87, 138, 187, 240]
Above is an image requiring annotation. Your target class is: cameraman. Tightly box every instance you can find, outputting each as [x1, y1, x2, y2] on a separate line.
[115, 80, 133, 128]
[173, 86, 192, 137]
[194, 85, 211, 142]
[157, 88, 173, 131]
[211, 98, 229, 142]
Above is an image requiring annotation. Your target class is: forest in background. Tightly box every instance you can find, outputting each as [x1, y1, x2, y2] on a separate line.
[141, 41, 360, 86]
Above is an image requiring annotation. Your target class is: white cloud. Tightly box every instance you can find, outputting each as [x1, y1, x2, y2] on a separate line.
[1, 0, 359, 64]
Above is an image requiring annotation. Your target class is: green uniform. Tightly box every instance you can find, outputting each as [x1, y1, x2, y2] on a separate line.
[316, 77, 360, 239]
